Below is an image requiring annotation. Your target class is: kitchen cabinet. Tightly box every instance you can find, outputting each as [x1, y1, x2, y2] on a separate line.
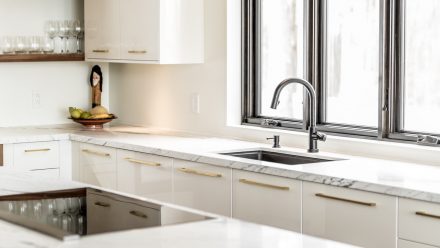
[87, 188, 160, 234]
[85, 0, 204, 64]
[173, 159, 231, 216]
[84, 0, 121, 60]
[79, 143, 117, 190]
[399, 198, 440, 247]
[3, 141, 61, 179]
[302, 181, 397, 248]
[117, 150, 173, 202]
[232, 169, 301, 232]
[399, 239, 439, 248]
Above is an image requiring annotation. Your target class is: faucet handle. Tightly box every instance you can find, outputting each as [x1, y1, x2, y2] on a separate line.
[316, 132, 327, 142]
[267, 135, 281, 148]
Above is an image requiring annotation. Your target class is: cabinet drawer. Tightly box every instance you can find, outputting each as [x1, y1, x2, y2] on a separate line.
[174, 160, 231, 216]
[14, 141, 59, 170]
[29, 169, 60, 179]
[87, 190, 160, 234]
[399, 239, 439, 248]
[303, 182, 397, 248]
[232, 170, 301, 231]
[399, 198, 440, 247]
[117, 150, 172, 202]
[80, 144, 116, 167]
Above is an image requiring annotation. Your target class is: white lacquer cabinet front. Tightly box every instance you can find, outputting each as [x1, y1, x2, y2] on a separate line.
[117, 150, 173, 202]
[232, 169, 301, 232]
[302, 181, 397, 248]
[173, 160, 232, 216]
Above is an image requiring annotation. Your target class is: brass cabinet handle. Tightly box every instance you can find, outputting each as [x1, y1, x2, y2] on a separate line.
[239, 178, 290, 191]
[128, 50, 147, 54]
[94, 202, 111, 208]
[178, 167, 222, 178]
[416, 211, 440, 220]
[315, 193, 376, 207]
[24, 148, 51, 153]
[129, 210, 148, 219]
[82, 149, 111, 157]
[92, 49, 109, 53]
[125, 157, 161, 167]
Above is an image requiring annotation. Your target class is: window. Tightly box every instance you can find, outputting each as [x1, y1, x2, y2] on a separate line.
[243, 0, 440, 143]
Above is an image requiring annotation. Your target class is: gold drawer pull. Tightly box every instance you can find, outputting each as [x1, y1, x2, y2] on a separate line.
[315, 193, 376, 207]
[95, 202, 111, 208]
[178, 167, 222, 178]
[129, 210, 148, 219]
[239, 179, 290, 191]
[92, 49, 109, 53]
[25, 148, 51, 153]
[82, 149, 111, 157]
[416, 211, 440, 220]
[128, 50, 147, 54]
[125, 158, 161, 167]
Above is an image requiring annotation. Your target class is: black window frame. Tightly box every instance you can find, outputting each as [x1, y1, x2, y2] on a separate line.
[242, 0, 440, 145]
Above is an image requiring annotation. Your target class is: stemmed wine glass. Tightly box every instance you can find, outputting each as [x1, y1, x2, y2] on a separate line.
[71, 20, 83, 53]
[44, 21, 58, 53]
[57, 21, 69, 53]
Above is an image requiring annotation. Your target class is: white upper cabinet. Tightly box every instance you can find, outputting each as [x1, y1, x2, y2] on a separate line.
[85, 0, 204, 64]
[85, 0, 121, 59]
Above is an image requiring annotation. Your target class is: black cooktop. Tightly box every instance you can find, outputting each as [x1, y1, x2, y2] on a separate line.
[0, 188, 211, 241]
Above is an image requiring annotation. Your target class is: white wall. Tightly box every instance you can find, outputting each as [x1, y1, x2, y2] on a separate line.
[109, 0, 440, 166]
[0, 0, 109, 127]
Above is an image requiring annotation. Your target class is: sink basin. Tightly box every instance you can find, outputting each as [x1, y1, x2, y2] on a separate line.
[220, 150, 334, 165]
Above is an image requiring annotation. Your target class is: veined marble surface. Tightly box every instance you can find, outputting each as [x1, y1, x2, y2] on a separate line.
[0, 171, 355, 248]
[1, 124, 440, 204]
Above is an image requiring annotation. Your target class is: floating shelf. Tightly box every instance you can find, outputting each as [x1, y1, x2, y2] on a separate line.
[0, 53, 85, 62]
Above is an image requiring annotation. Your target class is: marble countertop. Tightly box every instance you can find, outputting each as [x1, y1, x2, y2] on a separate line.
[1, 124, 440, 205]
[0, 171, 355, 248]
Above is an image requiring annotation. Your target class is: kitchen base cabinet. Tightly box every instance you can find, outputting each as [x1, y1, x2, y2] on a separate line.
[79, 144, 117, 190]
[303, 182, 397, 248]
[399, 198, 440, 247]
[399, 239, 439, 248]
[232, 170, 301, 232]
[117, 150, 173, 202]
[173, 160, 232, 216]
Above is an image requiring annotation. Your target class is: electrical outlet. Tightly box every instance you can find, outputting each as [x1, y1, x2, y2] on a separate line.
[32, 91, 41, 109]
[191, 93, 200, 114]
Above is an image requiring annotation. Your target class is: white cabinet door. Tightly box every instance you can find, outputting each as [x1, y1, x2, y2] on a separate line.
[84, 0, 120, 59]
[173, 160, 231, 216]
[29, 169, 60, 179]
[399, 239, 439, 248]
[13, 141, 59, 171]
[120, 0, 160, 61]
[399, 198, 440, 247]
[117, 150, 172, 202]
[79, 144, 117, 190]
[232, 170, 301, 232]
[303, 182, 397, 248]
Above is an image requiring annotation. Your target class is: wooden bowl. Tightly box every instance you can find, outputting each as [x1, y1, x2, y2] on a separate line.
[70, 117, 117, 129]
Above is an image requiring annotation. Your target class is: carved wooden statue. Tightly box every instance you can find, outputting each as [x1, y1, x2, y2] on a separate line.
[90, 65, 103, 108]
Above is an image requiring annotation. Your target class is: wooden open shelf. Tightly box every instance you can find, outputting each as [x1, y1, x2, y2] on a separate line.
[0, 53, 85, 62]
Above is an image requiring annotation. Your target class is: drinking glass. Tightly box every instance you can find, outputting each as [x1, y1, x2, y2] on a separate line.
[44, 21, 58, 52]
[1, 37, 15, 54]
[57, 21, 69, 53]
[29, 36, 42, 54]
[71, 20, 83, 53]
[15, 36, 28, 54]
[42, 36, 54, 54]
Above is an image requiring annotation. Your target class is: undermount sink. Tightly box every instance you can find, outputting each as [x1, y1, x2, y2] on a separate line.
[220, 150, 336, 165]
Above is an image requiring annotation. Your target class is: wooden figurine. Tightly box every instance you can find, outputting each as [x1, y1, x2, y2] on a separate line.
[90, 65, 103, 108]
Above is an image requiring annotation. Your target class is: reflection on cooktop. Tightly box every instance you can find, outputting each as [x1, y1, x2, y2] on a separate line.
[0, 188, 211, 241]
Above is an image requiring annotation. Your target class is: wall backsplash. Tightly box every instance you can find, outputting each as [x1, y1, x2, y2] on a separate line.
[0, 62, 109, 127]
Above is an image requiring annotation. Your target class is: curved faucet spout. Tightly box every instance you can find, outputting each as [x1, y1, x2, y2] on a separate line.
[270, 78, 325, 153]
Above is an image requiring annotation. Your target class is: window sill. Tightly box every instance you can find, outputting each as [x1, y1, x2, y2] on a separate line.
[225, 124, 440, 166]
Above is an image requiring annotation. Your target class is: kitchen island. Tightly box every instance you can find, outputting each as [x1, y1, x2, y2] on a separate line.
[0, 171, 355, 248]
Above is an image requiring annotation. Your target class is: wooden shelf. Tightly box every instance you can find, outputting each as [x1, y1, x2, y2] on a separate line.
[0, 53, 85, 62]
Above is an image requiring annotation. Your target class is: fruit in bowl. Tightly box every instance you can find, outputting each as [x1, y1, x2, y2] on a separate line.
[68, 106, 117, 129]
